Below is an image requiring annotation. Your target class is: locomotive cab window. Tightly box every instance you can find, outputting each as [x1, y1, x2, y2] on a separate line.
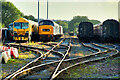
[39, 20, 54, 26]
[22, 23, 29, 29]
[14, 22, 29, 29]
[14, 22, 21, 29]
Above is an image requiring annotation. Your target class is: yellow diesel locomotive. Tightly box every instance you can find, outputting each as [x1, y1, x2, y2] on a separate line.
[13, 18, 38, 42]
[38, 20, 63, 41]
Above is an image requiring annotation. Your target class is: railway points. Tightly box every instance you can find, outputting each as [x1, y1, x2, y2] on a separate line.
[1, 37, 119, 80]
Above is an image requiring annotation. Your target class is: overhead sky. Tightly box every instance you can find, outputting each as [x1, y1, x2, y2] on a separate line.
[6, 0, 119, 22]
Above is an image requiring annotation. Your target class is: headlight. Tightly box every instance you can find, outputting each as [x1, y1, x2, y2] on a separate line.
[42, 29, 50, 32]
[25, 31, 29, 37]
[14, 31, 17, 37]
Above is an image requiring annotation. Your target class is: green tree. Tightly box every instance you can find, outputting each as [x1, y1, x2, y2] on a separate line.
[68, 16, 100, 33]
[2, 1, 23, 27]
[23, 15, 38, 22]
[0, 22, 5, 28]
[73, 22, 79, 33]
[55, 20, 68, 34]
[119, 19, 120, 22]
[89, 20, 100, 25]
[68, 16, 89, 32]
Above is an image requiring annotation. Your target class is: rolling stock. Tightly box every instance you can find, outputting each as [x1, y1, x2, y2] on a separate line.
[77, 22, 93, 42]
[8, 23, 13, 41]
[102, 19, 119, 42]
[93, 24, 102, 41]
[93, 19, 119, 42]
[13, 18, 38, 42]
[38, 20, 63, 41]
[0, 28, 8, 41]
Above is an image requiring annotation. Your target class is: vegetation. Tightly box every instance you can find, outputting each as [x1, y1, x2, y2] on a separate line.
[58, 64, 98, 78]
[68, 16, 100, 32]
[0, 22, 5, 28]
[2, 1, 23, 27]
[7, 59, 27, 64]
[23, 15, 38, 22]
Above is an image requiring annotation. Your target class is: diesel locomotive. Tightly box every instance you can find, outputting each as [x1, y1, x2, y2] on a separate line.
[38, 20, 63, 41]
[13, 18, 38, 42]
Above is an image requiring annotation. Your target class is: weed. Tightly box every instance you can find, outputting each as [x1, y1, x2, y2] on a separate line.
[0, 43, 3, 46]
[65, 64, 98, 78]
[18, 55, 29, 59]
[2, 72, 8, 77]
[42, 52, 45, 54]
[113, 76, 119, 78]
[29, 51, 32, 54]
[7, 59, 26, 64]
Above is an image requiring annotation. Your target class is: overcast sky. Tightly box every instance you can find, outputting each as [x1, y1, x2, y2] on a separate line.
[6, 0, 119, 22]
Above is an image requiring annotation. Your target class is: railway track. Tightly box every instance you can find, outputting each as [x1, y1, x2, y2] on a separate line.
[4, 38, 69, 80]
[3, 38, 120, 80]
[12, 42, 119, 80]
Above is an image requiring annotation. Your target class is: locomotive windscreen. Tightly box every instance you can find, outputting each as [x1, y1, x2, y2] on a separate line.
[14, 22, 29, 29]
[39, 20, 54, 26]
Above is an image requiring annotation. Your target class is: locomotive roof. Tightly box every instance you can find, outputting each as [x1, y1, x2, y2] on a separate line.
[39, 19, 59, 26]
[14, 18, 29, 22]
[14, 18, 38, 26]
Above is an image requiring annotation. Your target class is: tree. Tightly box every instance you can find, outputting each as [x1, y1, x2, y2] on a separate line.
[23, 15, 38, 22]
[2, 1, 23, 27]
[68, 16, 89, 32]
[68, 16, 100, 33]
[0, 22, 5, 28]
[73, 22, 79, 33]
[89, 20, 100, 25]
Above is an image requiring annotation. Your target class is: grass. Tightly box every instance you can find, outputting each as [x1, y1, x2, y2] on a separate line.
[18, 55, 29, 59]
[42, 52, 45, 54]
[105, 57, 120, 65]
[2, 72, 8, 78]
[18, 51, 35, 59]
[29, 51, 32, 54]
[0, 43, 3, 46]
[18, 48, 21, 53]
[7, 59, 27, 64]
[64, 64, 98, 78]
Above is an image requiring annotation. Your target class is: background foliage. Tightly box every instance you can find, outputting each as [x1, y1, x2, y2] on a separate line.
[2, 1, 23, 27]
[68, 16, 100, 33]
